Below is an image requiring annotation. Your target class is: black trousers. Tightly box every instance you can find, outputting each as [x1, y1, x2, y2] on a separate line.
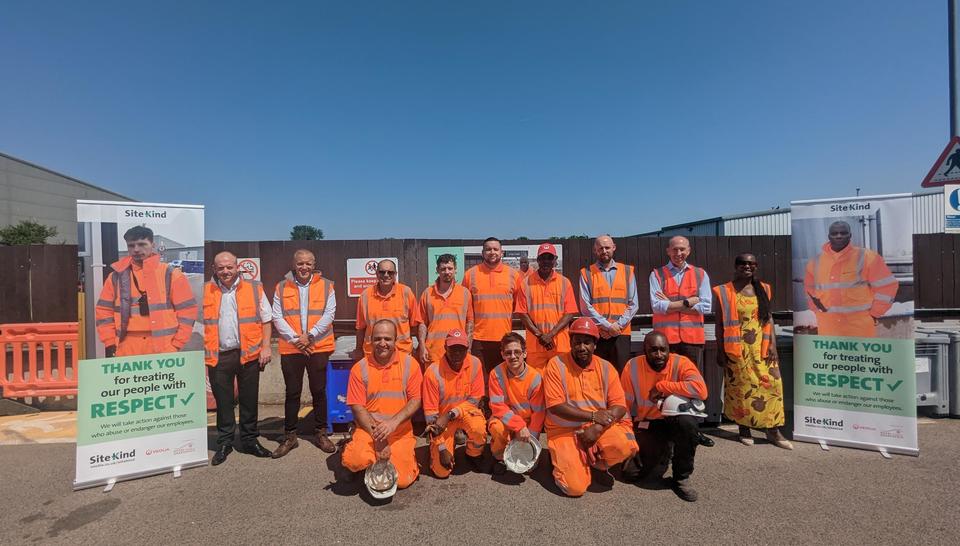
[210, 349, 261, 449]
[595, 335, 631, 373]
[280, 351, 331, 433]
[471, 340, 503, 386]
[670, 342, 704, 371]
[633, 415, 698, 481]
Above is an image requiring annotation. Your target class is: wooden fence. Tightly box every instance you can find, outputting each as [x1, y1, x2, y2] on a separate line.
[2, 234, 958, 324]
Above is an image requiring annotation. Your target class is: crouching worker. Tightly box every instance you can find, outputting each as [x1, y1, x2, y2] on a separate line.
[341, 320, 423, 490]
[423, 329, 486, 477]
[543, 317, 638, 497]
[621, 330, 708, 502]
[487, 332, 545, 473]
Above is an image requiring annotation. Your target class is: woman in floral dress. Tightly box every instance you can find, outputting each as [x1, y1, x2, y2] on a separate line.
[713, 253, 792, 449]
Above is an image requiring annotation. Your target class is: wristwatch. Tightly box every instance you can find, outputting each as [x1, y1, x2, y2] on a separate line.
[307, 333, 315, 343]
[446, 410, 457, 421]
[682, 298, 691, 308]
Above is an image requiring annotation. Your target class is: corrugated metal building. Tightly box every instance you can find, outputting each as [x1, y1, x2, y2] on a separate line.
[640, 190, 943, 236]
[0, 152, 133, 244]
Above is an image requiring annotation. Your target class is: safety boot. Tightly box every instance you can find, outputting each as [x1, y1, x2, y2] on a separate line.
[671, 478, 698, 502]
[271, 432, 299, 459]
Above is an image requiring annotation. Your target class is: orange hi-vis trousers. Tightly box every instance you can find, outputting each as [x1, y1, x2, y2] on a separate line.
[526, 350, 560, 372]
[547, 421, 638, 497]
[341, 428, 419, 489]
[429, 407, 487, 478]
[487, 418, 538, 461]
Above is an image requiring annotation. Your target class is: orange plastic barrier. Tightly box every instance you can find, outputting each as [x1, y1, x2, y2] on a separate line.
[0, 322, 79, 398]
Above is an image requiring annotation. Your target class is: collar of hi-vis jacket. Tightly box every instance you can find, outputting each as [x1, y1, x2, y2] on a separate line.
[111, 253, 160, 273]
[821, 242, 856, 258]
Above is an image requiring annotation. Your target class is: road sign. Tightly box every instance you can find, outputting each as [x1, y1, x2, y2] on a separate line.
[921, 136, 960, 187]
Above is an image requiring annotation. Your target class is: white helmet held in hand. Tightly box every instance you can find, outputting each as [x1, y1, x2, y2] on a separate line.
[504, 434, 541, 474]
[658, 395, 707, 418]
[364, 460, 398, 499]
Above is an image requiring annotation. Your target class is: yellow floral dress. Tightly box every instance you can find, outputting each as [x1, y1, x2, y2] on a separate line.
[722, 293, 785, 428]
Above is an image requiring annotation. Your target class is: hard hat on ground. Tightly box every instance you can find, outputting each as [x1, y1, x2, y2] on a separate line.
[568, 317, 600, 339]
[658, 394, 707, 418]
[364, 459, 398, 499]
[504, 434, 542, 474]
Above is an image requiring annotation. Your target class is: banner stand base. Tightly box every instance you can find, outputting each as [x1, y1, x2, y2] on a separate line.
[878, 447, 892, 460]
[173, 465, 182, 478]
[103, 478, 116, 493]
[818, 440, 830, 451]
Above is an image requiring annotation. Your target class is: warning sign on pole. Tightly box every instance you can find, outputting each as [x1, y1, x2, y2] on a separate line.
[921, 136, 960, 187]
[237, 258, 261, 281]
[346, 257, 398, 297]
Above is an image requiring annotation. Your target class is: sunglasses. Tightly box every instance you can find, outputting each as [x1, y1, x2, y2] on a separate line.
[377, 270, 397, 276]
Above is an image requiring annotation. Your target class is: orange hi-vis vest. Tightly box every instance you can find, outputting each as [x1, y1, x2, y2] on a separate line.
[202, 278, 265, 367]
[419, 283, 473, 362]
[518, 271, 577, 353]
[488, 363, 545, 433]
[351, 353, 419, 437]
[543, 354, 625, 433]
[713, 282, 773, 361]
[462, 263, 519, 341]
[621, 354, 708, 422]
[651, 264, 706, 344]
[357, 283, 418, 357]
[94, 254, 196, 352]
[580, 263, 635, 334]
[275, 275, 335, 355]
[804, 243, 898, 317]
[423, 354, 484, 422]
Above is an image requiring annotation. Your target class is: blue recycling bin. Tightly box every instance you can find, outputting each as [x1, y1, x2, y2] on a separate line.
[326, 359, 354, 433]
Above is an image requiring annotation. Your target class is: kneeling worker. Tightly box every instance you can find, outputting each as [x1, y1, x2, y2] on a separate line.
[621, 330, 708, 502]
[423, 329, 486, 477]
[341, 320, 423, 490]
[487, 332, 545, 471]
[543, 317, 638, 497]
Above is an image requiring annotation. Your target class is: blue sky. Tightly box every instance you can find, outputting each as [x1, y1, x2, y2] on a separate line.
[0, 1, 948, 240]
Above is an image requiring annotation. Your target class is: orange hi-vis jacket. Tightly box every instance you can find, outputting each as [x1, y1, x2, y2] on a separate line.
[95, 254, 197, 354]
[346, 352, 422, 439]
[275, 275, 335, 355]
[713, 281, 774, 360]
[621, 354, 708, 422]
[651, 264, 706, 344]
[419, 283, 474, 363]
[515, 271, 579, 354]
[580, 263, 636, 334]
[488, 362, 545, 434]
[422, 354, 484, 422]
[462, 262, 520, 341]
[804, 243, 899, 318]
[543, 353, 630, 434]
[356, 283, 420, 358]
[202, 278, 265, 367]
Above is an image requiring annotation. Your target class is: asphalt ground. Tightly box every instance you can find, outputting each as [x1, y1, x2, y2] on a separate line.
[0, 410, 957, 545]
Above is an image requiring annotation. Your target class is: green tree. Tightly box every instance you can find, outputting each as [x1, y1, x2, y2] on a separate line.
[290, 225, 324, 241]
[0, 220, 58, 245]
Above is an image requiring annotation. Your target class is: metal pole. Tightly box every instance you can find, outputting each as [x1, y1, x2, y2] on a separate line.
[951, 0, 959, 137]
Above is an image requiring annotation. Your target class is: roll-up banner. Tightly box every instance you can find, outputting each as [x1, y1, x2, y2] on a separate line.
[790, 194, 917, 456]
[75, 200, 208, 489]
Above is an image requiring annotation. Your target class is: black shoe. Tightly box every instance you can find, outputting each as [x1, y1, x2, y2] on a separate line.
[697, 433, 715, 447]
[492, 461, 507, 476]
[211, 445, 233, 466]
[241, 442, 273, 458]
[671, 477, 698, 502]
[466, 454, 484, 472]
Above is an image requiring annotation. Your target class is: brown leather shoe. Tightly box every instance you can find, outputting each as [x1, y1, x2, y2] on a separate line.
[315, 431, 337, 454]
[271, 433, 299, 459]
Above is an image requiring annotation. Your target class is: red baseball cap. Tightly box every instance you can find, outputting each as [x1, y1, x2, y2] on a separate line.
[444, 328, 469, 347]
[568, 317, 600, 338]
[537, 242, 558, 257]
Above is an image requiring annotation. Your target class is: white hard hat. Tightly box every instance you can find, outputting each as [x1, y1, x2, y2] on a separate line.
[504, 434, 541, 474]
[658, 395, 707, 418]
[364, 460, 398, 499]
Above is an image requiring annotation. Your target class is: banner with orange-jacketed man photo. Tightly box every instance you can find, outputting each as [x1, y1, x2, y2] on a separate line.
[790, 194, 917, 456]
